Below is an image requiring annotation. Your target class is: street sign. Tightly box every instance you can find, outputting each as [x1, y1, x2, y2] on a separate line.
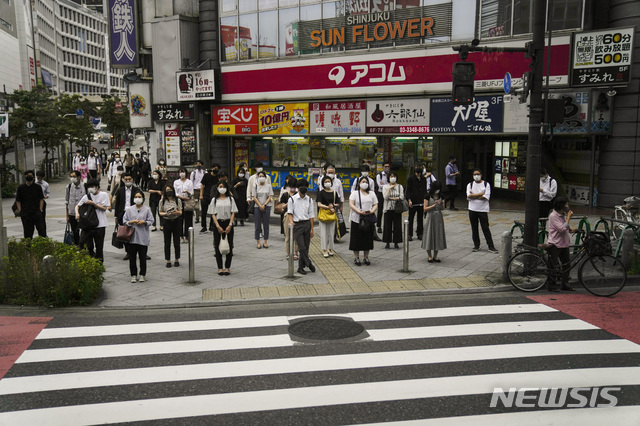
[76, 109, 84, 118]
[504, 72, 512, 94]
[26, 121, 36, 134]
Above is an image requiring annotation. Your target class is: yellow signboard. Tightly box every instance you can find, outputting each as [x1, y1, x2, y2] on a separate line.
[259, 103, 309, 135]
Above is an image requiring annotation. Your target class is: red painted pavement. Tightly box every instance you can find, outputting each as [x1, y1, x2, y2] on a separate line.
[528, 292, 640, 345]
[0, 316, 52, 380]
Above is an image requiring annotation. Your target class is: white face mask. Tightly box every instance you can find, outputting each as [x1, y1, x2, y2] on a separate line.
[473, 175, 482, 182]
[88, 187, 97, 194]
[80, 162, 86, 165]
[435, 190, 441, 195]
[258, 177, 266, 184]
[324, 182, 332, 189]
[327, 173, 335, 179]
[134, 198, 143, 205]
[180, 173, 186, 179]
[159, 161, 164, 165]
[238, 173, 245, 178]
[255, 167, 263, 173]
[70, 177, 78, 184]
[360, 182, 369, 190]
[124, 182, 133, 187]
[389, 177, 397, 183]
[361, 171, 369, 177]
[152, 174, 159, 180]
[218, 187, 227, 195]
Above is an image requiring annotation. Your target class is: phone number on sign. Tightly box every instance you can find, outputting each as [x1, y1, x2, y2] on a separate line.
[400, 126, 430, 133]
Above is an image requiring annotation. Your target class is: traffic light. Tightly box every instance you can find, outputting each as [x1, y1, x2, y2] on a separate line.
[452, 62, 475, 105]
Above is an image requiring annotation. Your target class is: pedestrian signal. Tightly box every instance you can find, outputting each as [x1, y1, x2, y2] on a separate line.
[452, 62, 476, 106]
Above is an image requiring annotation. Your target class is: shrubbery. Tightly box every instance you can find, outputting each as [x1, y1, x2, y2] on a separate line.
[0, 237, 104, 306]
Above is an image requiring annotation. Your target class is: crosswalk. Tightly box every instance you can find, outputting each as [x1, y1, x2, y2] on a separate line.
[1, 301, 640, 425]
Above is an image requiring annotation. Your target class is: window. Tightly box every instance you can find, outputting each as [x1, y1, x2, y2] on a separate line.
[220, 16, 238, 61]
[279, 7, 298, 56]
[259, 10, 277, 58]
[238, 13, 258, 59]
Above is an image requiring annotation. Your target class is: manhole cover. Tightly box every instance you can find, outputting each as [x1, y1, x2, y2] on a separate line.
[288, 318, 365, 341]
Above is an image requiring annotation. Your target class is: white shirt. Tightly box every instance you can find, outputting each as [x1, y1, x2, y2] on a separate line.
[87, 156, 97, 170]
[124, 186, 133, 207]
[426, 174, 437, 192]
[173, 179, 194, 200]
[287, 192, 315, 222]
[539, 177, 557, 201]
[376, 171, 390, 193]
[190, 169, 205, 189]
[467, 181, 491, 213]
[247, 173, 272, 201]
[349, 190, 378, 223]
[77, 191, 110, 228]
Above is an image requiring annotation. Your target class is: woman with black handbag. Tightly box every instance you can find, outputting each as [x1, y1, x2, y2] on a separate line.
[208, 180, 238, 276]
[348, 176, 378, 266]
[173, 167, 194, 243]
[123, 190, 154, 283]
[158, 185, 183, 268]
[382, 171, 405, 250]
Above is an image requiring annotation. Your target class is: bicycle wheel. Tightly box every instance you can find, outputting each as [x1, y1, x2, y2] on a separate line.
[578, 255, 627, 297]
[507, 250, 549, 292]
[611, 210, 627, 240]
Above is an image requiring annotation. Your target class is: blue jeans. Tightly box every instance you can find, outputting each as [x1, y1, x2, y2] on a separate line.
[254, 206, 271, 241]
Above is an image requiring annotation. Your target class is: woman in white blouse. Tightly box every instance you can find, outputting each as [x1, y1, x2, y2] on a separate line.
[208, 180, 238, 276]
[348, 176, 378, 266]
[173, 167, 194, 243]
[252, 170, 274, 249]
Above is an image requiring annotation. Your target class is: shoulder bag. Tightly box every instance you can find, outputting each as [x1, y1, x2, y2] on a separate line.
[358, 190, 376, 232]
[112, 225, 124, 249]
[116, 222, 135, 242]
[78, 194, 99, 230]
[393, 185, 409, 213]
[63, 222, 75, 245]
[183, 194, 199, 212]
[274, 192, 288, 215]
[318, 192, 337, 223]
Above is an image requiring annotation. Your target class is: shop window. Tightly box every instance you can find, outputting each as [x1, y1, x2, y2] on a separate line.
[259, 10, 277, 58]
[279, 7, 299, 56]
[238, 13, 258, 59]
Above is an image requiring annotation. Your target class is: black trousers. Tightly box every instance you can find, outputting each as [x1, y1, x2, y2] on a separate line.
[547, 245, 570, 285]
[376, 192, 384, 227]
[127, 244, 148, 276]
[68, 216, 81, 245]
[213, 219, 234, 269]
[149, 198, 160, 228]
[383, 210, 403, 244]
[201, 198, 212, 231]
[21, 211, 46, 239]
[79, 227, 106, 262]
[408, 204, 424, 238]
[293, 220, 312, 269]
[445, 185, 458, 208]
[539, 201, 552, 219]
[182, 211, 194, 237]
[163, 219, 181, 261]
[89, 169, 98, 180]
[469, 210, 495, 249]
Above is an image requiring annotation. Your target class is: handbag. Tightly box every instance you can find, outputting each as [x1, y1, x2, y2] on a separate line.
[218, 233, 230, 255]
[183, 196, 198, 212]
[112, 225, 124, 249]
[63, 222, 75, 245]
[78, 194, 99, 230]
[357, 190, 376, 232]
[335, 209, 348, 241]
[274, 192, 288, 215]
[318, 192, 337, 223]
[116, 223, 135, 242]
[394, 199, 409, 214]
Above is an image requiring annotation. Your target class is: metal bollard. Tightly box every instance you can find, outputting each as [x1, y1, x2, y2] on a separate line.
[43, 255, 55, 275]
[501, 231, 513, 283]
[188, 227, 195, 283]
[288, 223, 295, 278]
[402, 219, 409, 272]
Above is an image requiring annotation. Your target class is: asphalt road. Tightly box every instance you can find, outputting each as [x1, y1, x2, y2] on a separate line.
[1, 292, 639, 425]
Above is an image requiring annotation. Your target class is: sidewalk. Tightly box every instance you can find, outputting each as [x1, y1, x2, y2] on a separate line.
[1, 176, 615, 307]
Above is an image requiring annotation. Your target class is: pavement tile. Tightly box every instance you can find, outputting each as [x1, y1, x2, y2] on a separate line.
[201, 289, 223, 301]
[258, 286, 280, 298]
[295, 284, 317, 296]
[277, 286, 299, 297]
[312, 284, 337, 295]
[240, 287, 261, 299]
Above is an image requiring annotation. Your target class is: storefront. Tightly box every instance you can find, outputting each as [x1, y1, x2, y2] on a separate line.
[152, 103, 199, 172]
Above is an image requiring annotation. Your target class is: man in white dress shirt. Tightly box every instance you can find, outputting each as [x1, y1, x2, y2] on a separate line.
[288, 178, 316, 275]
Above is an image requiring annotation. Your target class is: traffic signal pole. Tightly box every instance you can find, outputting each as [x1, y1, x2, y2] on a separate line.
[523, 0, 547, 249]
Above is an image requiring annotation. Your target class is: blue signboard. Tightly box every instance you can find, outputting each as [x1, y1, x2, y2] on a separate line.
[429, 96, 504, 134]
[504, 72, 511, 94]
[264, 169, 360, 192]
[108, 0, 139, 68]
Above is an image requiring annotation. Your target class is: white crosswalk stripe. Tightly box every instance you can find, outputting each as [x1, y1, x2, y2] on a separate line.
[1, 302, 639, 425]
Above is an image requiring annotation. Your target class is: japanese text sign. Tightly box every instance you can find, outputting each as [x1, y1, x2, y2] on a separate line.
[177, 70, 217, 102]
[547, 91, 588, 133]
[212, 105, 258, 135]
[570, 27, 634, 87]
[259, 103, 309, 135]
[429, 96, 503, 134]
[152, 103, 195, 122]
[310, 101, 365, 134]
[365, 99, 429, 134]
[108, 0, 138, 67]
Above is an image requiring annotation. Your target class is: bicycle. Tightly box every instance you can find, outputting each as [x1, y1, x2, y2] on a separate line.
[611, 196, 640, 240]
[507, 231, 626, 297]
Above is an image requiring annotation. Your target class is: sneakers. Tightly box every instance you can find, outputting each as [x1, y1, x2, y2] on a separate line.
[323, 251, 329, 258]
[138, 276, 146, 282]
[472, 247, 480, 252]
[130, 276, 137, 283]
[328, 250, 335, 256]
[488, 247, 499, 254]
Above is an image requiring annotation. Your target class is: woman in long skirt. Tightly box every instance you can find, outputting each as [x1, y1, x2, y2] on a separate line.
[348, 176, 378, 266]
[422, 181, 447, 262]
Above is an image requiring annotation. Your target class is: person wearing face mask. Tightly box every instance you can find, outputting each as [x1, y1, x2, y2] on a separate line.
[444, 155, 461, 210]
[159, 185, 183, 267]
[72, 150, 82, 170]
[382, 171, 404, 249]
[231, 168, 249, 227]
[317, 175, 338, 258]
[107, 154, 123, 190]
[208, 181, 238, 276]
[288, 179, 316, 275]
[406, 166, 427, 241]
[124, 148, 135, 174]
[546, 197, 575, 291]
[351, 164, 379, 240]
[148, 171, 166, 232]
[319, 165, 345, 244]
[139, 152, 151, 191]
[376, 162, 391, 232]
[87, 152, 99, 180]
[539, 168, 557, 219]
[65, 170, 86, 244]
[114, 173, 142, 260]
[15, 170, 46, 239]
[424, 167, 437, 193]
[246, 162, 271, 214]
[110, 166, 125, 204]
[35, 170, 50, 236]
[422, 181, 447, 262]
[466, 168, 498, 253]
[278, 177, 299, 260]
[253, 170, 274, 249]
[75, 179, 110, 262]
[155, 159, 167, 177]
[199, 164, 220, 234]
[174, 168, 195, 243]
[349, 176, 378, 266]
[76, 157, 89, 183]
[123, 191, 154, 282]
[190, 160, 206, 225]
[100, 149, 108, 176]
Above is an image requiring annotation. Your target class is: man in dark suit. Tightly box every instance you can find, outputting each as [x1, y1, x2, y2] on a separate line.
[113, 173, 144, 260]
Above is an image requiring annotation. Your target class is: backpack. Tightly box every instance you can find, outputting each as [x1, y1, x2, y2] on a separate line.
[78, 193, 99, 230]
[467, 181, 488, 193]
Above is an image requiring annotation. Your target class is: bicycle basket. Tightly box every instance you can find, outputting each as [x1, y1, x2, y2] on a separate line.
[584, 232, 612, 256]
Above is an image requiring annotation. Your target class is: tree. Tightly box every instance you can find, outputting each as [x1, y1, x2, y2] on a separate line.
[98, 96, 130, 149]
[57, 94, 97, 168]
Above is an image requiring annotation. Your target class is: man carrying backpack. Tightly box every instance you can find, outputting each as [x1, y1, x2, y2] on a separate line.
[65, 170, 86, 245]
[466, 168, 498, 253]
[539, 168, 557, 219]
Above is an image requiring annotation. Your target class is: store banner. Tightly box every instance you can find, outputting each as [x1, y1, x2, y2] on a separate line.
[547, 91, 589, 133]
[429, 95, 503, 133]
[0, 113, 8, 137]
[590, 90, 613, 134]
[164, 123, 180, 167]
[365, 99, 429, 134]
[503, 97, 528, 134]
[259, 103, 309, 134]
[212, 105, 258, 135]
[310, 101, 365, 134]
[128, 82, 152, 129]
[570, 27, 634, 87]
[176, 69, 217, 102]
[108, 0, 139, 67]
[152, 103, 195, 122]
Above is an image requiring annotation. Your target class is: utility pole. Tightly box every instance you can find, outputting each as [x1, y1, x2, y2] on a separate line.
[523, 0, 547, 248]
